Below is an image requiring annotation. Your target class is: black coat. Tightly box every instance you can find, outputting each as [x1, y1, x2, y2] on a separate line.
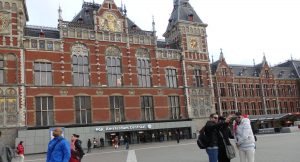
[204, 121, 229, 147]
[218, 124, 234, 162]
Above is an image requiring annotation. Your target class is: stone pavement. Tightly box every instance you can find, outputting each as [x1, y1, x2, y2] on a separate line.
[17, 131, 300, 162]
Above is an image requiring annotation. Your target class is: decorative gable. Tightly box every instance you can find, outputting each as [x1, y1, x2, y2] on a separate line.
[96, 0, 124, 32]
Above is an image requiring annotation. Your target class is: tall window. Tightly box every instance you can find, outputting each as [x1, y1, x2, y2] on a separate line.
[166, 68, 178, 88]
[221, 68, 227, 76]
[0, 56, 4, 84]
[141, 96, 154, 121]
[234, 84, 240, 97]
[137, 59, 151, 87]
[220, 83, 226, 96]
[106, 46, 122, 87]
[242, 84, 247, 97]
[228, 84, 234, 97]
[194, 69, 203, 87]
[256, 84, 261, 96]
[72, 44, 89, 86]
[249, 84, 254, 96]
[137, 48, 151, 87]
[36, 96, 54, 126]
[110, 96, 125, 122]
[168, 96, 180, 119]
[0, 88, 18, 126]
[75, 96, 91, 124]
[34, 62, 52, 86]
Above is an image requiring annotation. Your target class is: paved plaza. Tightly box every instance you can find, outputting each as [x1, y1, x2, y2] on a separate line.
[20, 131, 300, 162]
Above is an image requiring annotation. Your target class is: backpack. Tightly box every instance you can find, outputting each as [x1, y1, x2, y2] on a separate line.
[196, 127, 209, 149]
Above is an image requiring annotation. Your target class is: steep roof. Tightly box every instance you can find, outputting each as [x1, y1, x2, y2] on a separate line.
[70, 2, 151, 35]
[24, 25, 60, 39]
[164, 0, 203, 35]
[274, 60, 300, 78]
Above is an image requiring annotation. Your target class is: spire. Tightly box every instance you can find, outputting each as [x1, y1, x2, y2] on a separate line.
[58, 4, 63, 21]
[219, 48, 224, 61]
[291, 54, 293, 61]
[124, 4, 127, 15]
[152, 15, 156, 32]
[253, 59, 256, 67]
[262, 52, 267, 64]
[212, 55, 214, 63]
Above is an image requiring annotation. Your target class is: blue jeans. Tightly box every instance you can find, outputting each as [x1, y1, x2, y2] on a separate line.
[206, 148, 219, 162]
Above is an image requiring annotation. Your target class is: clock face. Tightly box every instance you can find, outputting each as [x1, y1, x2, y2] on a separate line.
[190, 38, 198, 49]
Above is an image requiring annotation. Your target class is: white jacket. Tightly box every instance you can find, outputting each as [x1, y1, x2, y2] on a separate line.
[234, 118, 255, 150]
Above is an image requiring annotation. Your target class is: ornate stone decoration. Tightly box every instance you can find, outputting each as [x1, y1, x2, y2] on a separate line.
[0, 88, 18, 127]
[0, 12, 10, 34]
[105, 46, 121, 57]
[71, 43, 88, 56]
[136, 48, 150, 58]
[189, 88, 211, 118]
[156, 49, 181, 60]
[98, 12, 122, 32]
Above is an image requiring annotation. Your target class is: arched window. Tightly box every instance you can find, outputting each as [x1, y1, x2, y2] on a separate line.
[0, 88, 18, 127]
[106, 46, 122, 87]
[72, 44, 89, 86]
[136, 48, 151, 87]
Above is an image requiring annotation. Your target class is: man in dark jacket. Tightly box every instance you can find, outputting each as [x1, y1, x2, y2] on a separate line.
[0, 131, 14, 162]
[204, 113, 232, 162]
[73, 134, 84, 162]
[46, 128, 70, 162]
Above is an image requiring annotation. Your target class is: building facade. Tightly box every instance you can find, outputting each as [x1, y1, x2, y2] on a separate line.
[0, 0, 299, 153]
[0, 0, 214, 153]
[211, 51, 300, 129]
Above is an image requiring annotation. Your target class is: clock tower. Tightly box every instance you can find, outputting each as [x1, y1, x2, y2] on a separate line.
[163, 0, 214, 126]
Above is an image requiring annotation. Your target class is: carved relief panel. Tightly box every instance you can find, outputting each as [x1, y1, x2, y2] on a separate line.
[189, 88, 212, 118]
[0, 12, 10, 34]
[98, 12, 122, 32]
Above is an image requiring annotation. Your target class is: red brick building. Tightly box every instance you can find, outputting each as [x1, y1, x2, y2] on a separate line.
[211, 51, 300, 129]
[0, 0, 299, 152]
[1, 0, 215, 151]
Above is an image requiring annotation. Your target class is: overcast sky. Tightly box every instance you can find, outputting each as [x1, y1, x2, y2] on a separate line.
[26, 0, 300, 65]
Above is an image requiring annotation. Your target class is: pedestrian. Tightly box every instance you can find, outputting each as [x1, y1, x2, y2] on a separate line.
[114, 136, 119, 149]
[233, 112, 255, 162]
[70, 134, 84, 162]
[17, 141, 25, 162]
[0, 131, 14, 162]
[92, 138, 97, 148]
[124, 135, 129, 150]
[46, 128, 71, 162]
[204, 113, 232, 162]
[218, 116, 235, 162]
[176, 129, 180, 143]
[87, 139, 92, 153]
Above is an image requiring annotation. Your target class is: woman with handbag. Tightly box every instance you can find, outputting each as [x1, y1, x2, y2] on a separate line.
[218, 116, 235, 162]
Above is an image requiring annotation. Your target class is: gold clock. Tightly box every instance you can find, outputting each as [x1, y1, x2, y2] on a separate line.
[190, 38, 198, 49]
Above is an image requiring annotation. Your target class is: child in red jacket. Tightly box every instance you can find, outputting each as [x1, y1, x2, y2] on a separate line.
[17, 141, 25, 162]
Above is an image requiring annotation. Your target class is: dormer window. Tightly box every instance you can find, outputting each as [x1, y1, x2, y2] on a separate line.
[77, 17, 83, 23]
[265, 70, 269, 78]
[131, 25, 137, 30]
[39, 30, 45, 37]
[221, 68, 227, 76]
[188, 13, 194, 21]
[108, 3, 112, 9]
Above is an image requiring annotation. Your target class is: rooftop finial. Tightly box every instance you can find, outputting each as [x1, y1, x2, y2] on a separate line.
[253, 59, 256, 66]
[219, 48, 224, 61]
[58, 4, 63, 21]
[152, 15, 156, 32]
[212, 55, 214, 63]
[124, 4, 127, 15]
[291, 54, 293, 61]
